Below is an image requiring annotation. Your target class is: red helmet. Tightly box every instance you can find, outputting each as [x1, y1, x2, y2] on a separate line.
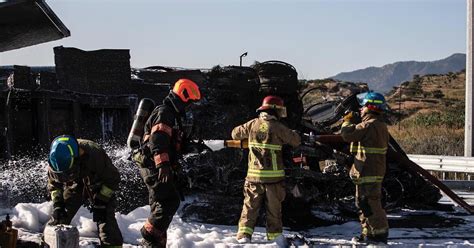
[172, 79, 201, 103]
[257, 95, 287, 118]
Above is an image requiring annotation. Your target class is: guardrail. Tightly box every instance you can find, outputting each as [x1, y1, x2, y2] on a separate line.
[408, 154, 474, 180]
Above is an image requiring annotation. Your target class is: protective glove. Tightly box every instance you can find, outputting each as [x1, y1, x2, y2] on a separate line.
[92, 198, 107, 223]
[51, 202, 67, 225]
[343, 111, 360, 124]
[157, 163, 173, 184]
[343, 111, 354, 122]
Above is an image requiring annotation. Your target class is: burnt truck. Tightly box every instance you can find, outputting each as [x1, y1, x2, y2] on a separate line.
[1, 46, 472, 230]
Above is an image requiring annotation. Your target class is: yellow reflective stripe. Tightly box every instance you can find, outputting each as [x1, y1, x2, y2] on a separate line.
[247, 169, 285, 178]
[57, 137, 77, 169]
[366, 99, 384, 104]
[99, 185, 114, 199]
[365, 147, 387, 154]
[342, 121, 352, 127]
[350, 145, 387, 154]
[238, 226, 253, 235]
[267, 232, 282, 240]
[271, 150, 277, 171]
[66, 144, 75, 169]
[353, 176, 384, 185]
[248, 142, 282, 150]
[51, 189, 63, 201]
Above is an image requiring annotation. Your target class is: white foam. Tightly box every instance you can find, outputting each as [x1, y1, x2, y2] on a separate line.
[3, 200, 474, 247]
[203, 140, 225, 151]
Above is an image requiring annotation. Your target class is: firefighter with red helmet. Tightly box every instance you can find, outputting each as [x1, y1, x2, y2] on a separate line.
[341, 92, 390, 244]
[133, 79, 201, 247]
[47, 135, 123, 247]
[232, 95, 301, 244]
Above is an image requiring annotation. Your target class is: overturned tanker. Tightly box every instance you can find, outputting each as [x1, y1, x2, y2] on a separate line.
[178, 65, 448, 228]
[0, 46, 463, 231]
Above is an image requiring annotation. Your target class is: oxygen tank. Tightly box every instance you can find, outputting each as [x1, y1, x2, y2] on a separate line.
[127, 98, 155, 149]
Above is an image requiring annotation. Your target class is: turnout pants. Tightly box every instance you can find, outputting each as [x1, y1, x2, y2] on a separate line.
[48, 181, 123, 247]
[237, 180, 286, 240]
[355, 182, 389, 239]
[139, 167, 180, 247]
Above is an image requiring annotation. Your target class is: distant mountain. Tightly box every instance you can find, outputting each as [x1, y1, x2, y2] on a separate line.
[331, 53, 466, 93]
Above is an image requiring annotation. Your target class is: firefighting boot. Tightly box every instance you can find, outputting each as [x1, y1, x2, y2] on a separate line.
[351, 234, 367, 243]
[140, 225, 167, 248]
[236, 233, 251, 243]
[352, 233, 388, 245]
[272, 234, 288, 247]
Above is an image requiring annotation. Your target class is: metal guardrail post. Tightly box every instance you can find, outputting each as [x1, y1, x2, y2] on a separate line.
[466, 0, 474, 157]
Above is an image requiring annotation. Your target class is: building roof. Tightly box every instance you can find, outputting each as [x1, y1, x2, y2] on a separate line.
[0, 0, 70, 52]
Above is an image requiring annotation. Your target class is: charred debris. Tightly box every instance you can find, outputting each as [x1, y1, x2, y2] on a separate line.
[0, 46, 450, 229]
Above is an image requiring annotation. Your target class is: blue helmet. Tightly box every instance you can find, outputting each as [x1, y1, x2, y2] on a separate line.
[49, 135, 80, 181]
[360, 92, 387, 112]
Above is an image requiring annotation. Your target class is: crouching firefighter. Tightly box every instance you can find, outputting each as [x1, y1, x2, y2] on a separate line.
[232, 95, 301, 244]
[131, 79, 201, 247]
[341, 92, 390, 244]
[47, 135, 123, 247]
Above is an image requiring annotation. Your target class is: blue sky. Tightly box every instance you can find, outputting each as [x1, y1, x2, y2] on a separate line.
[0, 0, 466, 79]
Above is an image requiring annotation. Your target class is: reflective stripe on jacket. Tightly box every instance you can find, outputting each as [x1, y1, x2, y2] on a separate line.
[142, 103, 183, 168]
[231, 112, 301, 183]
[340, 112, 389, 182]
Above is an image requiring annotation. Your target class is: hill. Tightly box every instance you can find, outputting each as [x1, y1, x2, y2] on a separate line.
[331, 53, 466, 93]
[386, 71, 465, 155]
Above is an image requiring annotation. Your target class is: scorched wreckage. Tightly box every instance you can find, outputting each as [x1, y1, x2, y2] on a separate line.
[1, 0, 473, 234]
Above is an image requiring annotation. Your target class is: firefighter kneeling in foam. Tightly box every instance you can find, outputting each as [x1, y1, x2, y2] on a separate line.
[46, 135, 123, 247]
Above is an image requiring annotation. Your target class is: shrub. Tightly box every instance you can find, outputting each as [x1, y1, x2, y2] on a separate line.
[431, 90, 444, 99]
[409, 111, 464, 128]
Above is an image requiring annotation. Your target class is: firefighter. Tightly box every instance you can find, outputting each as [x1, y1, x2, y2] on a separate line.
[232, 95, 301, 244]
[132, 79, 201, 247]
[47, 135, 123, 247]
[340, 92, 390, 244]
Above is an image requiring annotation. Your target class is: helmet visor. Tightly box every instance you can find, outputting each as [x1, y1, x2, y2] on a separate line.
[356, 92, 368, 107]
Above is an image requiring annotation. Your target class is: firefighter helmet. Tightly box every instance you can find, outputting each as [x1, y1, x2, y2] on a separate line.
[360, 92, 387, 112]
[172, 79, 201, 103]
[49, 135, 80, 182]
[257, 95, 287, 118]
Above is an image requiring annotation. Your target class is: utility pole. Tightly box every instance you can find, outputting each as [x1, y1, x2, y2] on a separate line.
[240, 52, 248, 67]
[399, 86, 402, 131]
[466, 0, 474, 156]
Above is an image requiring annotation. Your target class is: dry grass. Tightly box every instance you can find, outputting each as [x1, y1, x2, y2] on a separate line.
[389, 125, 464, 155]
